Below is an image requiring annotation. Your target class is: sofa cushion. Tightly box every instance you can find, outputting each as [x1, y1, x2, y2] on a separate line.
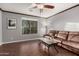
[56, 31, 68, 40]
[57, 43, 62, 46]
[62, 41, 79, 49]
[69, 36, 79, 43]
[54, 37, 62, 43]
[49, 30, 59, 37]
[68, 32, 79, 42]
[61, 44, 79, 54]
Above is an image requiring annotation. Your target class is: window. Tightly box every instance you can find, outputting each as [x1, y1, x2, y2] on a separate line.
[64, 22, 79, 31]
[30, 21, 37, 33]
[22, 20, 37, 34]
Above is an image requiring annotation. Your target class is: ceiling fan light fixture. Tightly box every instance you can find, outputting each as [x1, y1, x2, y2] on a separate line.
[37, 4, 44, 9]
[32, 3, 37, 7]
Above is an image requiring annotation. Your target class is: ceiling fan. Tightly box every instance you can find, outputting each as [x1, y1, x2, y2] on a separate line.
[31, 3, 55, 9]
[29, 3, 55, 16]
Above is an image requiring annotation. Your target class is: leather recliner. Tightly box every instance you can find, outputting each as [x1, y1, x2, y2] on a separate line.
[48, 30, 79, 55]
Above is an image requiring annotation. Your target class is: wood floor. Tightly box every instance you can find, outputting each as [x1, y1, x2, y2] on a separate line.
[0, 40, 77, 56]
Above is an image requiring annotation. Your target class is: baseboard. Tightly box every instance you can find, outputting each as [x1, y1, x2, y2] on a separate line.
[2, 38, 40, 45]
[0, 44, 2, 45]
[0, 42, 2, 45]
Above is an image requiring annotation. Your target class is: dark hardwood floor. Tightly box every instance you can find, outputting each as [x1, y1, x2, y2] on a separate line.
[0, 40, 77, 56]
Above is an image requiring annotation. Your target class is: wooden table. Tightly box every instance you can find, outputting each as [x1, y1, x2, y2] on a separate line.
[39, 38, 59, 55]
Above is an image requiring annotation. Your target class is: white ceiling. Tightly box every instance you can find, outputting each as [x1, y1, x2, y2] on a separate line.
[0, 3, 78, 18]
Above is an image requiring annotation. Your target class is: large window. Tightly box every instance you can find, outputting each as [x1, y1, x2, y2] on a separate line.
[64, 22, 79, 31]
[22, 20, 37, 34]
[30, 21, 37, 33]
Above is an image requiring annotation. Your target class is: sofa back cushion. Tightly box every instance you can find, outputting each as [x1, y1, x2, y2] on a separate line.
[56, 31, 68, 40]
[49, 30, 59, 37]
[68, 32, 79, 42]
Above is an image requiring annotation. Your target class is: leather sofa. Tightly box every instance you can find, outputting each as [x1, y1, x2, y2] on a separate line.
[48, 30, 79, 55]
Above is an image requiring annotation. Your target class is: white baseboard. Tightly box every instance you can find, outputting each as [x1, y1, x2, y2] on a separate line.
[2, 38, 40, 45]
[0, 42, 2, 45]
[0, 44, 2, 45]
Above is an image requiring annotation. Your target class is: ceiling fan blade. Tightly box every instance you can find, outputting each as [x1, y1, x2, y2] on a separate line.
[44, 5, 55, 9]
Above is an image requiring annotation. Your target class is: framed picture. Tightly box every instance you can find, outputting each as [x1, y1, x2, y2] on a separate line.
[8, 18, 16, 29]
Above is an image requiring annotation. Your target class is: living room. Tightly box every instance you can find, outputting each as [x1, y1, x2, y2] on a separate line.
[0, 3, 79, 56]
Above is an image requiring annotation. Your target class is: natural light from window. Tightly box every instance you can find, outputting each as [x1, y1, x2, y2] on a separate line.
[64, 22, 79, 31]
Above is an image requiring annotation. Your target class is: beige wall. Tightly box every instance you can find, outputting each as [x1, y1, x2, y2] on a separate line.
[0, 10, 2, 45]
[48, 6, 79, 31]
[2, 11, 45, 44]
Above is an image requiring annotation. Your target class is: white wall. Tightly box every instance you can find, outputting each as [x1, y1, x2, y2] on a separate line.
[2, 11, 45, 44]
[2, 5, 79, 44]
[48, 6, 79, 31]
[0, 10, 2, 45]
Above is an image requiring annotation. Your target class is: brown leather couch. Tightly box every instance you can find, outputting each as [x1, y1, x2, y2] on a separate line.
[48, 30, 79, 55]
